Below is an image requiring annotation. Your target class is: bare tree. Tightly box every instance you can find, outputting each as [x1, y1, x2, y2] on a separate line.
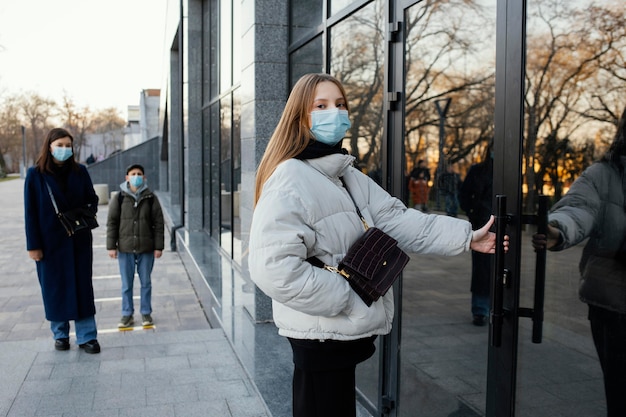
[0, 95, 24, 174]
[59, 93, 93, 162]
[90, 107, 125, 156]
[403, 0, 496, 179]
[330, 0, 385, 178]
[17, 92, 56, 164]
[524, 0, 626, 208]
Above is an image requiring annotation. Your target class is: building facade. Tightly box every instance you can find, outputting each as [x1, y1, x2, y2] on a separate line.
[155, 1, 616, 416]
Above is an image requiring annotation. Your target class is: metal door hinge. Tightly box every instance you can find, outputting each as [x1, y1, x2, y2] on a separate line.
[388, 21, 401, 42]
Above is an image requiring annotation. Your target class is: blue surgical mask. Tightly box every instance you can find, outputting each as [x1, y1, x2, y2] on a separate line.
[129, 175, 144, 188]
[51, 147, 73, 162]
[310, 108, 351, 146]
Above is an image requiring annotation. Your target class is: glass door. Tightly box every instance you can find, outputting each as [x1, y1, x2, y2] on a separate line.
[497, 0, 620, 415]
[389, 0, 616, 416]
[394, 0, 499, 415]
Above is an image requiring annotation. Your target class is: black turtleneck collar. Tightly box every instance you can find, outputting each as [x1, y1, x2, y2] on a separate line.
[295, 140, 348, 160]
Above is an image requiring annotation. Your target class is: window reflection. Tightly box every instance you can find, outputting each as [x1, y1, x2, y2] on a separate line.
[220, 95, 233, 255]
[232, 91, 242, 263]
[400, 1, 497, 415]
[290, 36, 324, 86]
[220, 0, 232, 92]
[330, 0, 353, 15]
[404, 0, 496, 207]
[517, 1, 625, 414]
[210, 104, 220, 237]
[290, 0, 323, 44]
[524, 0, 624, 211]
[330, 0, 385, 185]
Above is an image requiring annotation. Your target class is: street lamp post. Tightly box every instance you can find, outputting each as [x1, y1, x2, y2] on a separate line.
[434, 98, 451, 210]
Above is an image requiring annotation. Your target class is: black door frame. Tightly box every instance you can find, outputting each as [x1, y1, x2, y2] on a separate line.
[487, 0, 526, 415]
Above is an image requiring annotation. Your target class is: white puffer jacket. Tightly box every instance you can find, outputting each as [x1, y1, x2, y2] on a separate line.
[249, 153, 473, 341]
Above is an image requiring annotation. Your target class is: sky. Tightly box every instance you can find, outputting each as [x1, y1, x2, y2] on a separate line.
[0, 0, 169, 116]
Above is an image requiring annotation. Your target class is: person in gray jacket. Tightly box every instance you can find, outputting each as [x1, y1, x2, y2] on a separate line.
[107, 164, 164, 329]
[533, 106, 626, 417]
[249, 73, 507, 417]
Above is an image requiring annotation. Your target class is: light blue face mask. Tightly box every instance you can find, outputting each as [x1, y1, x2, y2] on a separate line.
[310, 108, 351, 146]
[51, 147, 73, 162]
[129, 175, 144, 188]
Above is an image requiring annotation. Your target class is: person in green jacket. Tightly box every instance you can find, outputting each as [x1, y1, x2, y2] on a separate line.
[106, 164, 164, 329]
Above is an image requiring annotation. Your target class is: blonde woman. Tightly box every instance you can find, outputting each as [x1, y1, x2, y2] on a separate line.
[249, 73, 505, 417]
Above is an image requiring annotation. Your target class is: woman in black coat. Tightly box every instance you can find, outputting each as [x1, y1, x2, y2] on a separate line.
[24, 128, 101, 353]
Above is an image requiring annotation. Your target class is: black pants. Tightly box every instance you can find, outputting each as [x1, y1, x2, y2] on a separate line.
[288, 336, 377, 417]
[588, 304, 626, 417]
[292, 365, 356, 417]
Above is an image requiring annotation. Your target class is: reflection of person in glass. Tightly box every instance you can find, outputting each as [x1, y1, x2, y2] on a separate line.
[532, 106, 626, 417]
[409, 159, 431, 211]
[438, 162, 462, 217]
[459, 151, 493, 326]
[249, 73, 507, 417]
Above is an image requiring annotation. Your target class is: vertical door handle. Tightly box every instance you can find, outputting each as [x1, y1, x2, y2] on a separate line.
[490, 195, 508, 347]
[531, 195, 549, 343]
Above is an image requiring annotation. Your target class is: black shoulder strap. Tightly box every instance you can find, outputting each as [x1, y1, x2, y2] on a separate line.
[339, 177, 369, 230]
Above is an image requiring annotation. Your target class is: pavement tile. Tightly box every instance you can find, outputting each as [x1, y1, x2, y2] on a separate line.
[0, 178, 270, 417]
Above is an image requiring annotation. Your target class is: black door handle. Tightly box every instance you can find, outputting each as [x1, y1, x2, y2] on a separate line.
[490, 195, 509, 347]
[531, 195, 549, 343]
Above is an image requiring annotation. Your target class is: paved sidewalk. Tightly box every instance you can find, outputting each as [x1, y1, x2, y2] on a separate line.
[0, 176, 270, 417]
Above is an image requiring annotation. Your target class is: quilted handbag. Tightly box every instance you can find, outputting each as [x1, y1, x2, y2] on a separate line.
[307, 178, 410, 306]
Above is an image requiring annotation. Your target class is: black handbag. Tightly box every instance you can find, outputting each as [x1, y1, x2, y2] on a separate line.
[45, 182, 99, 236]
[307, 178, 409, 306]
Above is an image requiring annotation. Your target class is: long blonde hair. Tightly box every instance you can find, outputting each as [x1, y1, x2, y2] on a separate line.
[254, 73, 349, 205]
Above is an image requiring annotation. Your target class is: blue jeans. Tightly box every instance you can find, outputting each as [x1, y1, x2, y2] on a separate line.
[471, 294, 490, 317]
[50, 316, 97, 344]
[444, 193, 459, 217]
[118, 252, 154, 316]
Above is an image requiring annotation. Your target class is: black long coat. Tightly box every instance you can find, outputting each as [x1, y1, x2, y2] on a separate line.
[24, 165, 99, 322]
[459, 159, 493, 296]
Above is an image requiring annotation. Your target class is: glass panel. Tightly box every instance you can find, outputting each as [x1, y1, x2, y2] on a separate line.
[289, 36, 323, 87]
[210, 104, 221, 237]
[220, 95, 233, 255]
[290, 0, 323, 44]
[400, 0, 496, 415]
[330, 0, 352, 15]
[220, 0, 232, 92]
[232, 89, 242, 263]
[516, 1, 624, 415]
[330, 0, 385, 186]
[329, 0, 385, 406]
[232, 0, 241, 86]
[203, 107, 212, 230]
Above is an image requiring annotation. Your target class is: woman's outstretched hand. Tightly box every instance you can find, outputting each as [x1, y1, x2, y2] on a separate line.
[470, 215, 509, 254]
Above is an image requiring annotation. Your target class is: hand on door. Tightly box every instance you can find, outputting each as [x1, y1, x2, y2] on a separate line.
[470, 215, 509, 254]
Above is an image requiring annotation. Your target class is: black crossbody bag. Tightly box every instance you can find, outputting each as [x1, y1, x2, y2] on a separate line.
[307, 178, 409, 306]
[45, 181, 98, 236]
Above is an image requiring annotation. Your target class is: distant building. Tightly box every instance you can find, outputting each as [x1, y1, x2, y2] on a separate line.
[79, 89, 160, 162]
[124, 89, 160, 148]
